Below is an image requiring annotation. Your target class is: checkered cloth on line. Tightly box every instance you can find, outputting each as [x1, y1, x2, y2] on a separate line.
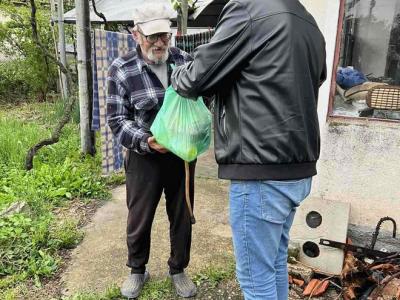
[92, 30, 136, 174]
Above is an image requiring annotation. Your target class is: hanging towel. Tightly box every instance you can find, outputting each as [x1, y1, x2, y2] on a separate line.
[92, 29, 136, 174]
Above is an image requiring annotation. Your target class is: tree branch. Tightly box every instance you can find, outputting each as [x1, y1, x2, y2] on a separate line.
[25, 104, 76, 170]
[25, 0, 78, 170]
[92, 0, 108, 29]
[29, 0, 74, 91]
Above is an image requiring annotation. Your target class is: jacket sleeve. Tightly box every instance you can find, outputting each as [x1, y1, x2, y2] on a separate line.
[319, 44, 327, 87]
[106, 64, 152, 154]
[319, 62, 327, 87]
[171, 1, 252, 98]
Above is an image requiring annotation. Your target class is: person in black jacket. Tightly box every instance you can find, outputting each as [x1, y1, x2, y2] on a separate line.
[171, 0, 326, 299]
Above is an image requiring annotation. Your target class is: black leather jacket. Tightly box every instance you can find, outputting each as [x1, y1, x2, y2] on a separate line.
[171, 0, 327, 180]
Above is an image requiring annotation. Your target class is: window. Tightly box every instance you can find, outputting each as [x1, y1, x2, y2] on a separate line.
[332, 0, 400, 120]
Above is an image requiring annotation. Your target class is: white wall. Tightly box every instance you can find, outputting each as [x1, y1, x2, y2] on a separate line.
[299, 0, 341, 132]
[300, 0, 400, 227]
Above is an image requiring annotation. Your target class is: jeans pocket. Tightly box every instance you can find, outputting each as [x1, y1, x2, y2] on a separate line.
[260, 192, 293, 224]
[260, 178, 312, 224]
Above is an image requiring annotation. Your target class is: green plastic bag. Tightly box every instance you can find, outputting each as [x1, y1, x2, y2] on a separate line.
[150, 86, 212, 162]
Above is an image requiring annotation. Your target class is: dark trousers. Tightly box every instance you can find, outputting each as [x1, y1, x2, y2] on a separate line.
[125, 150, 196, 274]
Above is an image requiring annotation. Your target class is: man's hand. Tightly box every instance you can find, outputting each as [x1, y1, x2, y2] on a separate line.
[148, 136, 168, 153]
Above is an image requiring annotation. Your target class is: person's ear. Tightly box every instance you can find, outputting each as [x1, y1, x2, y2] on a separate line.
[132, 31, 140, 43]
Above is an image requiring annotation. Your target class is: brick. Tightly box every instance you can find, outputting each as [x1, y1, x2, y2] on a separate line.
[293, 278, 305, 287]
[303, 279, 330, 297]
[312, 280, 330, 296]
[289, 275, 294, 284]
[303, 279, 320, 296]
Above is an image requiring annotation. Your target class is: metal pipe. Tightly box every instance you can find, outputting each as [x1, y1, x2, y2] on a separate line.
[370, 216, 397, 250]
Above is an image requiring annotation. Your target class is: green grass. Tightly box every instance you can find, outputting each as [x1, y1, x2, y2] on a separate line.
[139, 279, 174, 299]
[0, 100, 110, 295]
[0, 100, 80, 169]
[0, 100, 236, 299]
[104, 171, 126, 187]
[193, 262, 236, 288]
[61, 263, 236, 300]
[0, 118, 47, 168]
[62, 285, 122, 300]
[49, 217, 84, 250]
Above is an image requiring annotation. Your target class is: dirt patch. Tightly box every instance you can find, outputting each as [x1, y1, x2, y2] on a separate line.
[195, 278, 243, 300]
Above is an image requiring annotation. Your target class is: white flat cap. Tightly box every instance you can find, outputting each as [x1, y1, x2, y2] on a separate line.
[132, 2, 175, 35]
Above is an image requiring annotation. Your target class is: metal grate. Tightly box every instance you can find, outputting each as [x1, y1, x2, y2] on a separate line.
[367, 85, 400, 110]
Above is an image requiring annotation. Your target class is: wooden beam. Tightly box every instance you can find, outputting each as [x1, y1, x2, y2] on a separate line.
[75, 0, 95, 155]
[57, 0, 68, 99]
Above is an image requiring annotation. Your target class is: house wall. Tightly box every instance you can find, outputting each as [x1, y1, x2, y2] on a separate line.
[300, 0, 400, 228]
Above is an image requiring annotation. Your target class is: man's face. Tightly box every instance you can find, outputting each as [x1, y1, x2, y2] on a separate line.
[134, 29, 171, 64]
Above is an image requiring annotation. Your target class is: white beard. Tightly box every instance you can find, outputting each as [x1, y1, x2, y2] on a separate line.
[137, 34, 170, 64]
[145, 45, 169, 64]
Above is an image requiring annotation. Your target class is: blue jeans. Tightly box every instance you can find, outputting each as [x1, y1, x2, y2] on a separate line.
[229, 178, 312, 300]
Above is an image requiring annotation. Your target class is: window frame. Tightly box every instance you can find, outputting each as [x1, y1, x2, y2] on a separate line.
[327, 0, 400, 124]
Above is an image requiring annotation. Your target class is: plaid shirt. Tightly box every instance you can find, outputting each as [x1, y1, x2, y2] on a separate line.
[106, 46, 192, 154]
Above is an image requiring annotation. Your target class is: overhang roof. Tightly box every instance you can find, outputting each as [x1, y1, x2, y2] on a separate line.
[63, 0, 227, 27]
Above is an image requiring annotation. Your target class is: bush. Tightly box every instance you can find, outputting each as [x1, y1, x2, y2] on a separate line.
[0, 60, 31, 101]
[0, 3, 58, 102]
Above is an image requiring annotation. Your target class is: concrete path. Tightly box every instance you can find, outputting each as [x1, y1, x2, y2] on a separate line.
[61, 147, 233, 295]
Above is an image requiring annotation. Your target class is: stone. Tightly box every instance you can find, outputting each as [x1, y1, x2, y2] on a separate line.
[288, 263, 314, 283]
[0, 201, 27, 217]
[288, 241, 300, 261]
[348, 223, 400, 253]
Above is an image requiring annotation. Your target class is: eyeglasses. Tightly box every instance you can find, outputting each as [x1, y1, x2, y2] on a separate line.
[138, 30, 172, 43]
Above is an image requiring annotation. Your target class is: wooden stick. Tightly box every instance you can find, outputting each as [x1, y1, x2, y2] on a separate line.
[184, 161, 196, 224]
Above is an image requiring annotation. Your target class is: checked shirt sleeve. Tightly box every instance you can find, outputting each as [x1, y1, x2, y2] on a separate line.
[106, 64, 152, 154]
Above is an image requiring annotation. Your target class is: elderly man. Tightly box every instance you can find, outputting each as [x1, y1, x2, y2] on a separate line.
[106, 3, 197, 299]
